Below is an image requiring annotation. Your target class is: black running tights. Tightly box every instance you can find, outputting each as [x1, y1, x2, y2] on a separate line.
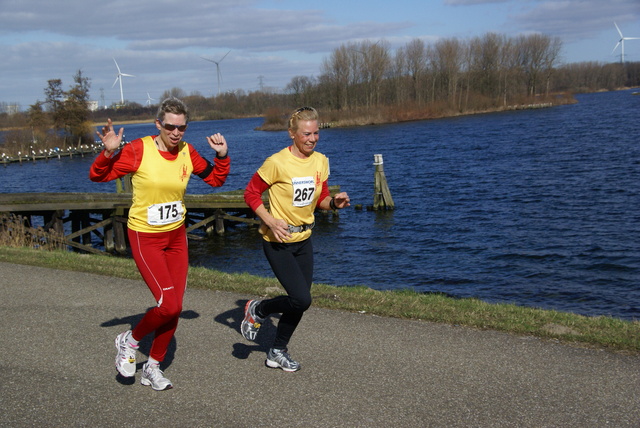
[259, 238, 314, 349]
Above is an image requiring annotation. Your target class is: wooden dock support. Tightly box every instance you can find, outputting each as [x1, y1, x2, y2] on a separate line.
[112, 216, 128, 254]
[214, 209, 226, 236]
[373, 154, 394, 210]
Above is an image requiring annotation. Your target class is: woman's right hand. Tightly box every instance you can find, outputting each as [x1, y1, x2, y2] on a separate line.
[96, 118, 124, 156]
[254, 205, 292, 243]
[265, 217, 292, 243]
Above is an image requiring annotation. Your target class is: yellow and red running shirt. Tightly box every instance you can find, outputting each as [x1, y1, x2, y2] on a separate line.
[245, 146, 330, 243]
[90, 136, 230, 233]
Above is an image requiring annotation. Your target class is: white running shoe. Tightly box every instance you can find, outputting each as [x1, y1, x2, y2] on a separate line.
[140, 362, 173, 391]
[241, 299, 265, 341]
[114, 330, 137, 377]
[266, 348, 301, 372]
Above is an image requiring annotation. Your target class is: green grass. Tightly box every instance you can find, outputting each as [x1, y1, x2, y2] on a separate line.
[1, 245, 638, 354]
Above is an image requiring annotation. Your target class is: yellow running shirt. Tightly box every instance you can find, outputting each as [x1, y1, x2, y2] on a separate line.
[128, 136, 194, 233]
[257, 147, 329, 243]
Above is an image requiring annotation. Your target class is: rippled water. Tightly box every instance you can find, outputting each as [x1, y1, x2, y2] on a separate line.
[2, 90, 639, 319]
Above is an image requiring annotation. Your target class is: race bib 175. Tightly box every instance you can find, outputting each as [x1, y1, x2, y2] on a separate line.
[147, 201, 184, 225]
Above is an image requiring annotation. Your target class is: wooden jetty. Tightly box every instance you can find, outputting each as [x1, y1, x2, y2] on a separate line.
[1, 143, 103, 166]
[0, 186, 340, 256]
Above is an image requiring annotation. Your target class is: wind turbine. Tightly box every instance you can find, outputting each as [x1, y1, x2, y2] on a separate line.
[612, 22, 640, 64]
[201, 50, 231, 96]
[146, 92, 155, 106]
[112, 58, 135, 105]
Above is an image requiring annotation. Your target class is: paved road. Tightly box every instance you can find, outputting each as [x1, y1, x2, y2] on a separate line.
[0, 262, 638, 427]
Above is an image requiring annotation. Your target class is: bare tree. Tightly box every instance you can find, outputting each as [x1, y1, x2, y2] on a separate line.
[432, 38, 463, 106]
[285, 75, 315, 106]
[320, 45, 351, 110]
[517, 34, 555, 97]
[499, 37, 518, 106]
[44, 79, 64, 130]
[542, 36, 563, 96]
[357, 40, 391, 107]
[468, 33, 503, 100]
[26, 101, 48, 147]
[404, 38, 428, 104]
[64, 69, 92, 145]
[160, 88, 187, 100]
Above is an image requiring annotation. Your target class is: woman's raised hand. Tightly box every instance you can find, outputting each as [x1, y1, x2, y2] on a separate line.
[96, 118, 124, 155]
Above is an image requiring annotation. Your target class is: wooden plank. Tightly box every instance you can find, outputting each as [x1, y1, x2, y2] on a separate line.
[63, 238, 109, 255]
[218, 213, 261, 225]
[185, 214, 217, 233]
[65, 217, 112, 240]
[0, 192, 249, 211]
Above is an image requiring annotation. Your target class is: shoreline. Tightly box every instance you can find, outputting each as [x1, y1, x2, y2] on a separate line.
[3, 98, 573, 133]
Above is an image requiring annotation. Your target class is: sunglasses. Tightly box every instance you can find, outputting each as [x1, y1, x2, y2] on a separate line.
[157, 120, 188, 132]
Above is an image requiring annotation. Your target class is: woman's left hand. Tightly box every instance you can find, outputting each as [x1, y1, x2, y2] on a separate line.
[333, 192, 351, 209]
[206, 133, 228, 158]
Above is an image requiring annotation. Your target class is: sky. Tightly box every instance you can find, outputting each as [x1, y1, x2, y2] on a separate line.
[1, 0, 639, 110]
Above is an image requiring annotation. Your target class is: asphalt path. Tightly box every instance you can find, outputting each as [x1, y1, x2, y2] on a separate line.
[0, 262, 638, 427]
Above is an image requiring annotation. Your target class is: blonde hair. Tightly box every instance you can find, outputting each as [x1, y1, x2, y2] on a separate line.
[288, 106, 318, 132]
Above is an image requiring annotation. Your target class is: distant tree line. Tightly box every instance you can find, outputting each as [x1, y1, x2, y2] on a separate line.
[1, 32, 640, 152]
[312, 33, 566, 122]
[307, 33, 639, 123]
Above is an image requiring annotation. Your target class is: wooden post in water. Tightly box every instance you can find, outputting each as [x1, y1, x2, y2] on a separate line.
[115, 174, 132, 194]
[373, 154, 394, 210]
[104, 212, 115, 253]
[113, 215, 127, 254]
[214, 209, 225, 235]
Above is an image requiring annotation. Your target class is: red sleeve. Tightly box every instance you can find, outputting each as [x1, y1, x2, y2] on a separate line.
[319, 179, 330, 203]
[244, 172, 269, 212]
[189, 145, 230, 187]
[89, 140, 142, 182]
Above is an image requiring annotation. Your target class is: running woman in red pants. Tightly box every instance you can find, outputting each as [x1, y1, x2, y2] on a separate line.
[90, 97, 230, 390]
[242, 106, 350, 371]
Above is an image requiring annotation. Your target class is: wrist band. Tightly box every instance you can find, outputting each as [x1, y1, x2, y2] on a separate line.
[330, 197, 337, 210]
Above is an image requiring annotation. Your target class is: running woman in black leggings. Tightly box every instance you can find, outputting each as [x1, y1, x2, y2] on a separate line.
[242, 106, 350, 371]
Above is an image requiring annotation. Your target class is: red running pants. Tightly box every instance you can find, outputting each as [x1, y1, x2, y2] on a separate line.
[128, 225, 188, 362]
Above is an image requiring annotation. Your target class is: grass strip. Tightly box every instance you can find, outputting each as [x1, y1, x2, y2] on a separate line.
[1, 245, 637, 354]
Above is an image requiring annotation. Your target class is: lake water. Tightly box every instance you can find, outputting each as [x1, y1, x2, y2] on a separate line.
[2, 90, 639, 320]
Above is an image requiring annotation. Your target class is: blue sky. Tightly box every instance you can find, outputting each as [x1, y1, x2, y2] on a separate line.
[1, 0, 639, 109]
